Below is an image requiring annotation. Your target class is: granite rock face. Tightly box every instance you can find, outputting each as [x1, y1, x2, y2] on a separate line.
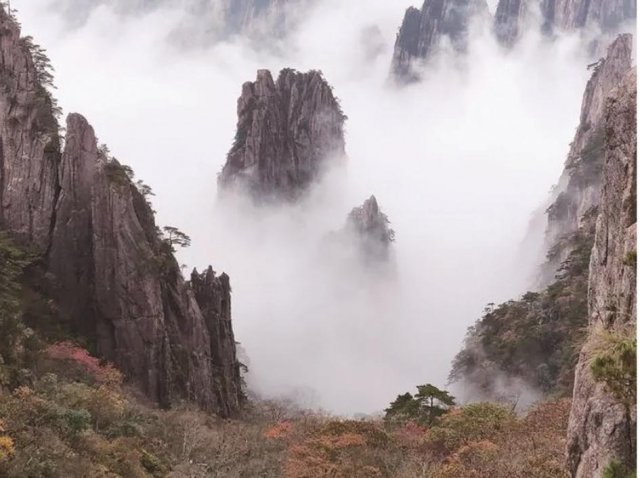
[0, 6, 243, 417]
[218, 68, 346, 201]
[52, 116, 243, 417]
[190, 267, 242, 417]
[566, 69, 636, 478]
[0, 7, 61, 249]
[389, 0, 489, 82]
[494, 0, 531, 45]
[542, 34, 633, 280]
[541, 0, 636, 33]
[345, 195, 395, 262]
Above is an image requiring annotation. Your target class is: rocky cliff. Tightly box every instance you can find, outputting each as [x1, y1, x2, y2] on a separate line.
[541, 0, 636, 33]
[390, 0, 489, 82]
[0, 8, 61, 249]
[542, 33, 632, 281]
[566, 69, 636, 478]
[494, 0, 531, 45]
[449, 35, 635, 405]
[0, 6, 242, 417]
[345, 195, 395, 262]
[218, 68, 347, 201]
[494, 0, 636, 47]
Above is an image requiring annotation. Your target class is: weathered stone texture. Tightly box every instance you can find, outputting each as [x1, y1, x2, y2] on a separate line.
[0, 6, 243, 417]
[219, 68, 346, 201]
[390, 0, 489, 82]
[542, 34, 632, 280]
[567, 68, 636, 478]
[0, 7, 61, 248]
[345, 195, 395, 262]
[541, 0, 636, 33]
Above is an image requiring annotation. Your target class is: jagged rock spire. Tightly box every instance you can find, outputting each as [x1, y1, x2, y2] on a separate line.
[541, 0, 636, 34]
[218, 68, 347, 201]
[494, 0, 636, 47]
[48, 114, 244, 416]
[190, 267, 243, 417]
[389, 0, 489, 83]
[494, 0, 531, 46]
[346, 195, 395, 261]
[0, 5, 243, 417]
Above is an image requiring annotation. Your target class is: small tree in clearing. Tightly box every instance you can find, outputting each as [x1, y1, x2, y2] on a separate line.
[385, 384, 455, 426]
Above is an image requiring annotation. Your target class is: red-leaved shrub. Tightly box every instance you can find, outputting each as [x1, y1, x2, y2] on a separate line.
[45, 342, 122, 386]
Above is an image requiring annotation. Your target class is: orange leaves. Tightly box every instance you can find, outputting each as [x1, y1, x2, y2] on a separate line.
[0, 419, 14, 461]
[283, 420, 392, 478]
[425, 400, 572, 478]
[264, 420, 294, 439]
[391, 421, 427, 450]
[45, 341, 123, 386]
[0, 436, 14, 460]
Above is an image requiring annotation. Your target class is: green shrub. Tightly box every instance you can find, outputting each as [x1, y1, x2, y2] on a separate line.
[590, 330, 636, 407]
[603, 459, 636, 478]
[63, 408, 91, 434]
[140, 449, 166, 475]
[623, 250, 637, 268]
[426, 403, 517, 454]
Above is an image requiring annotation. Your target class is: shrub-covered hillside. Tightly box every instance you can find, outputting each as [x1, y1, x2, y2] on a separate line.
[0, 228, 573, 477]
[449, 215, 596, 398]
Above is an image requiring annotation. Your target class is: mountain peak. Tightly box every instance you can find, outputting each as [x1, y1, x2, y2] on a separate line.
[218, 68, 347, 201]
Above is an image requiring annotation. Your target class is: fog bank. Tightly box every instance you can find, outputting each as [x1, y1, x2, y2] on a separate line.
[15, 0, 593, 414]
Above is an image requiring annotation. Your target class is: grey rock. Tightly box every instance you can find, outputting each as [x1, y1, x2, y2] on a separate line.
[566, 68, 636, 478]
[389, 0, 490, 83]
[542, 34, 632, 281]
[0, 7, 61, 249]
[494, 0, 635, 47]
[494, 0, 531, 46]
[218, 68, 347, 201]
[541, 0, 636, 33]
[190, 267, 243, 417]
[345, 195, 395, 262]
[0, 6, 243, 417]
[48, 114, 243, 416]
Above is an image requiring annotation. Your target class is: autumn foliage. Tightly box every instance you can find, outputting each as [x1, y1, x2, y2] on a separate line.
[284, 420, 400, 478]
[45, 341, 122, 386]
[0, 420, 14, 462]
[264, 420, 295, 439]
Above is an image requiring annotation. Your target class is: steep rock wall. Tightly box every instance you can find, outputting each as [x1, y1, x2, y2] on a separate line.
[566, 69, 636, 478]
[218, 68, 346, 201]
[389, 0, 489, 82]
[0, 6, 242, 417]
[542, 34, 632, 281]
[541, 0, 636, 33]
[493, 0, 636, 47]
[49, 114, 243, 417]
[0, 7, 61, 249]
[494, 0, 531, 45]
[448, 34, 635, 404]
